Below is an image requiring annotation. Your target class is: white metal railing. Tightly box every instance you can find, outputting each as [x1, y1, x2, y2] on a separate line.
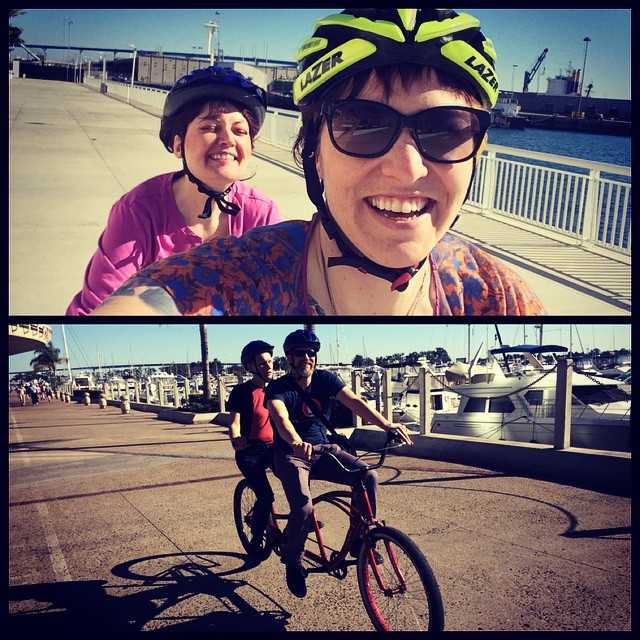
[470, 145, 631, 255]
[84, 76, 631, 256]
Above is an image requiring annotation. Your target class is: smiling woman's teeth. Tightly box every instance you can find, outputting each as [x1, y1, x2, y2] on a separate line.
[367, 196, 432, 218]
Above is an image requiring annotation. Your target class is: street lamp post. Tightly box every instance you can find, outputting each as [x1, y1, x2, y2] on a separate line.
[64, 17, 73, 81]
[204, 19, 218, 66]
[129, 44, 137, 103]
[577, 36, 591, 116]
[511, 64, 518, 93]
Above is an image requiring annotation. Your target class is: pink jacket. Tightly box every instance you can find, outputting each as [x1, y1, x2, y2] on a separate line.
[66, 172, 282, 315]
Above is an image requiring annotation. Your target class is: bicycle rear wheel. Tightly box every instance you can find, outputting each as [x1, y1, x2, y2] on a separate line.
[232, 479, 272, 560]
[357, 526, 444, 632]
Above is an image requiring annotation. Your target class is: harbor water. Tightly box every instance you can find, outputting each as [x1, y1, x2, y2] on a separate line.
[488, 127, 631, 169]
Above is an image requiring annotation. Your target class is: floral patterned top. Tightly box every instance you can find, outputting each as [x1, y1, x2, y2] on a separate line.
[124, 218, 545, 316]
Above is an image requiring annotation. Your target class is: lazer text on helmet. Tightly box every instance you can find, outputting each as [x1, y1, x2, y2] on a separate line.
[463, 55, 498, 92]
[300, 52, 344, 92]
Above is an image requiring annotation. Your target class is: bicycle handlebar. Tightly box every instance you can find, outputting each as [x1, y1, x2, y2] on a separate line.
[320, 429, 406, 474]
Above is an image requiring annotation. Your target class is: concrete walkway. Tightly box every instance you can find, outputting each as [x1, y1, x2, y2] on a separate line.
[9, 78, 630, 315]
[8, 399, 631, 631]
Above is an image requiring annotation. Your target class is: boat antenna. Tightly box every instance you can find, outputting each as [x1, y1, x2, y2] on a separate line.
[468, 342, 484, 379]
[494, 324, 511, 374]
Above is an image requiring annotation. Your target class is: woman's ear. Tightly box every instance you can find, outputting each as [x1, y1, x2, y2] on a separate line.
[173, 135, 183, 159]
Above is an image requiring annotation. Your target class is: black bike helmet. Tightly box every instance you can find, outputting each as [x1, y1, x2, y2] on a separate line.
[162, 66, 267, 138]
[292, 9, 498, 292]
[160, 66, 268, 220]
[283, 329, 321, 354]
[240, 340, 274, 370]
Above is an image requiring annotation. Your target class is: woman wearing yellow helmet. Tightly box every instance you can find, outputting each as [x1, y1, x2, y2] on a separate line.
[93, 9, 543, 316]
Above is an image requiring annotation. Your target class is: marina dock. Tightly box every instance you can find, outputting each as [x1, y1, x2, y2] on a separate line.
[9, 399, 631, 631]
[9, 78, 630, 315]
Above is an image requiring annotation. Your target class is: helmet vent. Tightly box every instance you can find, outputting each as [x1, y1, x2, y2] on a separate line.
[397, 9, 417, 32]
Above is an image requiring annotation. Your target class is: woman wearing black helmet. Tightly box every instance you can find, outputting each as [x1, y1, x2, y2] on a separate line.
[227, 340, 277, 557]
[68, 66, 282, 315]
[94, 9, 543, 316]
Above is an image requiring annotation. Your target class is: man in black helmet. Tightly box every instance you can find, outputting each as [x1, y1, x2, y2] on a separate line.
[265, 329, 412, 598]
[227, 340, 277, 557]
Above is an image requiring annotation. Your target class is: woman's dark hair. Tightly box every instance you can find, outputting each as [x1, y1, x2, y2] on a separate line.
[160, 97, 259, 153]
[292, 63, 483, 167]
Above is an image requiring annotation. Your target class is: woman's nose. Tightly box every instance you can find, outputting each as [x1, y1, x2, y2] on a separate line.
[379, 128, 429, 183]
[216, 124, 234, 145]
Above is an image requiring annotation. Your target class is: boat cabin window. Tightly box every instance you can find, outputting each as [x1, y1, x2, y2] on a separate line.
[524, 390, 544, 405]
[431, 394, 443, 411]
[572, 385, 630, 406]
[463, 397, 488, 413]
[488, 397, 515, 413]
[470, 373, 495, 384]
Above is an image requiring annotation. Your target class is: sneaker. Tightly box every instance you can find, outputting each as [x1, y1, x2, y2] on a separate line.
[285, 563, 308, 598]
[350, 539, 384, 565]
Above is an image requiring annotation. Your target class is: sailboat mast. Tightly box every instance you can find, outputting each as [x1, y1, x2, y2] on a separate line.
[60, 325, 73, 383]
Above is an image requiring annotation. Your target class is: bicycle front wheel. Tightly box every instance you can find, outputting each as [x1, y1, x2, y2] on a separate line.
[357, 526, 444, 632]
[232, 479, 272, 560]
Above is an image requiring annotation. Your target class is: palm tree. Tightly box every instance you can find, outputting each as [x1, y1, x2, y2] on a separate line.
[9, 10, 26, 49]
[29, 341, 64, 376]
[199, 324, 211, 401]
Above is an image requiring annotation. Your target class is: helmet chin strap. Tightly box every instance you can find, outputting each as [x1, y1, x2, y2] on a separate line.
[302, 139, 426, 293]
[181, 143, 240, 219]
[448, 156, 477, 230]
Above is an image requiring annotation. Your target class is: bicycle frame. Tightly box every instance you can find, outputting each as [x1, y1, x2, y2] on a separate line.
[234, 431, 444, 631]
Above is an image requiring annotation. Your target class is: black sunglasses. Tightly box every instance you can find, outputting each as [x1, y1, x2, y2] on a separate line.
[324, 99, 490, 163]
[291, 348, 317, 358]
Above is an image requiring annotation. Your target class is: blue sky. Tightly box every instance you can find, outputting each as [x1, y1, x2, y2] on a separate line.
[12, 8, 631, 99]
[8, 323, 631, 373]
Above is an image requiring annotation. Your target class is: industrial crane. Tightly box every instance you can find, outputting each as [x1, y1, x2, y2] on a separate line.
[522, 48, 548, 93]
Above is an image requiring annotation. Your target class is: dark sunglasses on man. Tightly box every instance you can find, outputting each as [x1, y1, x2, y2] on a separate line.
[291, 348, 317, 359]
[324, 99, 490, 163]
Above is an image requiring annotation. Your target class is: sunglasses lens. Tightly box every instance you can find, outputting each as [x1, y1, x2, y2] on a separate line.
[330, 101, 398, 156]
[293, 349, 316, 358]
[414, 108, 484, 161]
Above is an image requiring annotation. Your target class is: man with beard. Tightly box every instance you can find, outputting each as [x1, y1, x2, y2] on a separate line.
[265, 329, 412, 597]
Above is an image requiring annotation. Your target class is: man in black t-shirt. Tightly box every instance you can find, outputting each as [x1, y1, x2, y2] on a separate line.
[265, 329, 412, 598]
[227, 340, 277, 558]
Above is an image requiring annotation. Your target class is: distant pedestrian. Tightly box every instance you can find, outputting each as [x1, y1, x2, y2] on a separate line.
[17, 384, 26, 406]
[28, 384, 39, 406]
[67, 66, 282, 315]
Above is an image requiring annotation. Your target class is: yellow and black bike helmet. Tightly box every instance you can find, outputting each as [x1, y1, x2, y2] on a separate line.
[293, 8, 498, 292]
[293, 8, 499, 109]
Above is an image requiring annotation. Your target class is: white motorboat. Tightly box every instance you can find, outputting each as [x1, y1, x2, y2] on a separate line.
[430, 345, 631, 453]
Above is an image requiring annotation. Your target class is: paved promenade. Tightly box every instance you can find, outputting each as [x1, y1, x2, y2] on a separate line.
[9, 400, 631, 631]
[9, 78, 630, 315]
